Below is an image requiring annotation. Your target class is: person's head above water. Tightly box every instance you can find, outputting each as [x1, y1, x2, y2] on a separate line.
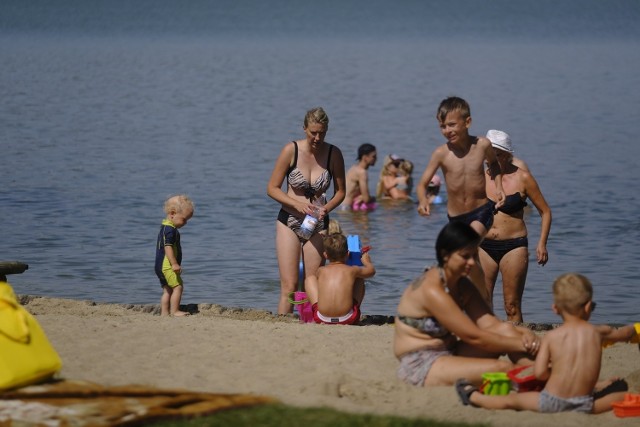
[357, 143, 377, 160]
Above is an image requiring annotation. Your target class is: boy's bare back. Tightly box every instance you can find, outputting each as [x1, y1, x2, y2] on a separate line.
[538, 320, 602, 398]
[313, 252, 375, 318]
[316, 263, 361, 317]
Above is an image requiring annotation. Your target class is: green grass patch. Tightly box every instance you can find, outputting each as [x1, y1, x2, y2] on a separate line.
[153, 403, 488, 427]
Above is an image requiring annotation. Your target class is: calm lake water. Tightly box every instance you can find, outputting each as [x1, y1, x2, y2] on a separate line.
[2, 0, 639, 323]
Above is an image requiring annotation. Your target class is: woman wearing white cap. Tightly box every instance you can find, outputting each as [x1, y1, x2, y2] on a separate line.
[425, 174, 446, 205]
[481, 130, 552, 323]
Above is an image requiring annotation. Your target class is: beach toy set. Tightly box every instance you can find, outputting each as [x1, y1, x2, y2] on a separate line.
[612, 393, 640, 418]
[481, 366, 548, 395]
[346, 235, 370, 266]
[480, 372, 511, 395]
[507, 365, 546, 392]
[288, 291, 314, 323]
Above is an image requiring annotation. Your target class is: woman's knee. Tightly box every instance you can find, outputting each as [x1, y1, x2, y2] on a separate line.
[280, 279, 298, 294]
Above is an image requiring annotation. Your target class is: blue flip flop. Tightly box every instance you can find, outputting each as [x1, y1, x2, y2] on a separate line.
[455, 379, 480, 407]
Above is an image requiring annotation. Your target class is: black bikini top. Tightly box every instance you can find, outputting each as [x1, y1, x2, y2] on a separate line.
[497, 192, 527, 215]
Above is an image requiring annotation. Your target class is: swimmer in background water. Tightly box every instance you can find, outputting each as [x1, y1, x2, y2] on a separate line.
[395, 159, 414, 199]
[377, 154, 412, 200]
[425, 174, 445, 206]
[342, 143, 377, 211]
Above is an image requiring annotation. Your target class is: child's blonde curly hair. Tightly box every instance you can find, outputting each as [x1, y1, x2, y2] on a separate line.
[552, 273, 593, 314]
[163, 194, 194, 215]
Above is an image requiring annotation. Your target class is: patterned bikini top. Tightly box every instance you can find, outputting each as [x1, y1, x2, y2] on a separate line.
[396, 315, 450, 338]
[396, 267, 451, 339]
[287, 141, 333, 199]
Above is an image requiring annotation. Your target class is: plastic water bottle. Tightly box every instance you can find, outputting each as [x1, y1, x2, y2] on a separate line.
[299, 194, 325, 241]
[298, 213, 318, 241]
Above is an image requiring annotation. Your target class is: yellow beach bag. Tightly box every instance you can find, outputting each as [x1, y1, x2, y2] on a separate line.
[0, 281, 62, 391]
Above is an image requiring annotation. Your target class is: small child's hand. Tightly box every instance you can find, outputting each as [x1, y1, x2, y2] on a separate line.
[172, 264, 182, 274]
[361, 252, 371, 262]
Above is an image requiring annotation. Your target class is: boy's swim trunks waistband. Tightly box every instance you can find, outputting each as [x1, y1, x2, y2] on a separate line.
[447, 200, 496, 231]
[312, 302, 360, 325]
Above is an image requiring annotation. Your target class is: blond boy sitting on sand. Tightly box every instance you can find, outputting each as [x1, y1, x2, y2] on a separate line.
[456, 272, 638, 414]
[305, 233, 375, 325]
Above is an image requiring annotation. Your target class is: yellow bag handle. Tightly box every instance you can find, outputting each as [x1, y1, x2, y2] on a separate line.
[0, 287, 31, 344]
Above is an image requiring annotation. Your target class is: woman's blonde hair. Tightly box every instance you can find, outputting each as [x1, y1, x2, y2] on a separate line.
[303, 107, 329, 128]
[328, 219, 343, 235]
[399, 160, 413, 175]
[376, 155, 398, 198]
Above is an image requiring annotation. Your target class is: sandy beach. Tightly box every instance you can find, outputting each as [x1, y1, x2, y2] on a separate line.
[19, 295, 640, 426]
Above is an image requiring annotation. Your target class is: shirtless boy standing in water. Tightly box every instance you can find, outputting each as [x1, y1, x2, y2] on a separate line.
[417, 96, 505, 236]
[416, 97, 505, 305]
[342, 144, 377, 210]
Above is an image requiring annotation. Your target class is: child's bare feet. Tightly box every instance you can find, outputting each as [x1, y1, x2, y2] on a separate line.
[171, 311, 191, 317]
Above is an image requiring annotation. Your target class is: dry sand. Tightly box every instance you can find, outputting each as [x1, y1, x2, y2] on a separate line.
[21, 296, 640, 427]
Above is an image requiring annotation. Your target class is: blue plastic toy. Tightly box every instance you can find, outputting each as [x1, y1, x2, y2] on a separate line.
[346, 235, 363, 266]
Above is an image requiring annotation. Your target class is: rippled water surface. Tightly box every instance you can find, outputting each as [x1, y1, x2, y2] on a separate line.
[2, 0, 640, 323]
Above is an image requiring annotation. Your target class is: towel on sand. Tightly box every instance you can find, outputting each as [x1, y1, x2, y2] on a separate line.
[0, 380, 276, 426]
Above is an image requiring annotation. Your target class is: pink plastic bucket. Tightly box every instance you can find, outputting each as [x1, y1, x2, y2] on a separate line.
[288, 291, 314, 323]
